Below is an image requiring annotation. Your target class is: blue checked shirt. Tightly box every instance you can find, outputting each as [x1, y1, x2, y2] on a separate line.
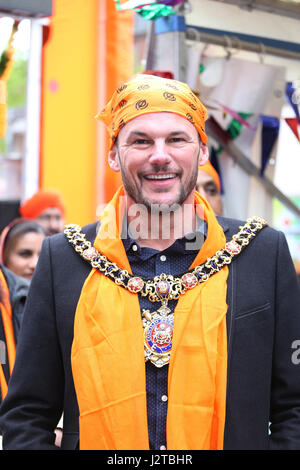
[122, 219, 206, 450]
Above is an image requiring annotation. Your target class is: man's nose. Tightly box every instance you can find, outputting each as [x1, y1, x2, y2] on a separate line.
[148, 141, 172, 166]
[48, 217, 60, 233]
[197, 186, 207, 199]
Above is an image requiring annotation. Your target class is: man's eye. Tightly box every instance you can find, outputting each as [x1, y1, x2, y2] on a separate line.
[133, 139, 150, 145]
[205, 184, 218, 195]
[168, 137, 187, 144]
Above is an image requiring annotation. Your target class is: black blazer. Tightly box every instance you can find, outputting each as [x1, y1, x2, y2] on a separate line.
[1, 217, 300, 450]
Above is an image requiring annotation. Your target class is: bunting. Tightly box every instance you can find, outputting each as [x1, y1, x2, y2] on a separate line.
[212, 112, 253, 172]
[226, 112, 253, 139]
[260, 115, 280, 177]
[284, 83, 300, 143]
[286, 82, 300, 121]
[285, 117, 300, 142]
[210, 146, 224, 195]
[114, 0, 185, 19]
[206, 101, 299, 177]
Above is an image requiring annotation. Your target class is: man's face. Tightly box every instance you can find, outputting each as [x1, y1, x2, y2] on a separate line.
[196, 170, 223, 216]
[35, 207, 65, 235]
[108, 112, 208, 210]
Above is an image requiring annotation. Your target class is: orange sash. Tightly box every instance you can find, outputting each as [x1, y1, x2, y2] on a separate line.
[71, 187, 228, 450]
[0, 268, 16, 400]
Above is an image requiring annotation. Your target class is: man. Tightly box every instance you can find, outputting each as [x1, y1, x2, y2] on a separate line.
[1, 74, 300, 450]
[19, 189, 66, 235]
[196, 161, 223, 216]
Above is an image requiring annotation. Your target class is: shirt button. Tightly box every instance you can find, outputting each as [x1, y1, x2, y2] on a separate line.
[160, 445, 166, 450]
[160, 255, 166, 262]
[132, 244, 138, 252]
[161, 395, 168, 402]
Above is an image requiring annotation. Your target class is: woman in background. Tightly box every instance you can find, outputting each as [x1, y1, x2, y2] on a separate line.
[0, 219, 46, 281]
[0, 218, 46, 402]
[0, 219, 62, 443]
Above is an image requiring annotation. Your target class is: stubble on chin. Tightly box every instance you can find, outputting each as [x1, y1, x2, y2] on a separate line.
[121, 170, 199, 214]
[117, 143, 200, 213]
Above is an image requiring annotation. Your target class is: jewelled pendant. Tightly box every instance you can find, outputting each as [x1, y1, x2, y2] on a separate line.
[142, 305, 173, 368]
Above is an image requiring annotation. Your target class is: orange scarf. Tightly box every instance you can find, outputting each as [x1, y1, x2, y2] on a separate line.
[71, 187, 228, 450]
[0, 268, 16, 400]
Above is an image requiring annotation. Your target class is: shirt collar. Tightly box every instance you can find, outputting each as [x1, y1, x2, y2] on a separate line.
[122, 215, 207, 256]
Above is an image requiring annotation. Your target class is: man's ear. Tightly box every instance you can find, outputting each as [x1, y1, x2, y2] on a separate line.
[199, 144, 209, 165]
[108, 145, 120, 172]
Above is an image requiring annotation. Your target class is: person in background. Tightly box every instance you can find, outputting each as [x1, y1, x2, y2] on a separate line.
[196, 161, 223, 216]
[19, 189, 66, 236]
[0, 219, 46, 281]
[0, 264, 29, 403]
[0, 220, 62, 443]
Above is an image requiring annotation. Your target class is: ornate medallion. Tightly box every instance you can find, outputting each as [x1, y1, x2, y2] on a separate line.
[143, 305, 173, 368]
[181, 273, 198, 289]
[127, 276, 144, 293]
[225, 241, 241, 255]
[156, 280, 170, 296]
[82, 247, 98, 260]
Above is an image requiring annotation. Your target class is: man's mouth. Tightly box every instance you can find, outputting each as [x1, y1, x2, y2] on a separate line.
[144, 173, 178, 180]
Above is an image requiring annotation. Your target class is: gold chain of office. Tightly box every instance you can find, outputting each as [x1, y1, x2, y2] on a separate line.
[64, 216, 267, 304]
[65, 216, 267, 367]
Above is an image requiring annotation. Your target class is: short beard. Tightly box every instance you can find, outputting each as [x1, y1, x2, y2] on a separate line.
[116, 148, 200, 213]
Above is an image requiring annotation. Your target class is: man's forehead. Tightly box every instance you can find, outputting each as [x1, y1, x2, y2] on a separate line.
[119, 112, 198, 136]
[197, 170, 216, 185]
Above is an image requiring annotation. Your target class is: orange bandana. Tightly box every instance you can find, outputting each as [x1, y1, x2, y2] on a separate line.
[19, 189, 65, 219]
[96, 74, 208, 149]
[0, 269, 16, 400]
[71, 188, 228, 450]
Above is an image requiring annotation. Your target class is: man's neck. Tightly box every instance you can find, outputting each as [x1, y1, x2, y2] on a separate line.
[125, 199, 197, 251]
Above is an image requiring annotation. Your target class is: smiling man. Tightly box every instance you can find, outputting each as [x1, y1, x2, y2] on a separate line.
[1, 74, 300, 451]
[109, 112, 206, 209]
[108, 111, 208, 250]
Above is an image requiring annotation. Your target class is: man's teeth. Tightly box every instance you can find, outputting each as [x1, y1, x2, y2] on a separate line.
[145, 174, 177, 180]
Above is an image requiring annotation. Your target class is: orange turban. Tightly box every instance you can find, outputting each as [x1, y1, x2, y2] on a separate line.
[19, 189, 66, 219]
[96, 74, 208, 149]
[198, 161, 221, 192]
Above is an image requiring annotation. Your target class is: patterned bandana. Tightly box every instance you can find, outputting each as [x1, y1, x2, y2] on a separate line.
[95, 74, 208, 149]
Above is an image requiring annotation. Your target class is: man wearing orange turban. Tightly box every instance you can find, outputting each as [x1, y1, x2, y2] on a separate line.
[19, 189, 66, 236]
[1, 74, 300, 452]
[196, 161, 223, 216]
